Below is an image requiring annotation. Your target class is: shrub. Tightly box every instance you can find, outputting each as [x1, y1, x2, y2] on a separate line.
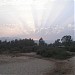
[52, 48, 71, 59]
[67, 46, 75, 52]
[36, 47, 71, 59]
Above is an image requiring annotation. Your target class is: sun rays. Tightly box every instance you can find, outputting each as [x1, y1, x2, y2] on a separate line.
[0, 0, 74, 40]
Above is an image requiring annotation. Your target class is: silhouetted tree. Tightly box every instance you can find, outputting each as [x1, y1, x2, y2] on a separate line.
[53, 39, 61, 47]
[61, 35, 72, 47]
[39, 37, 47, 46]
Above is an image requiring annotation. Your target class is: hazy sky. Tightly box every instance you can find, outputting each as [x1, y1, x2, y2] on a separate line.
[0, 0, 74, 42]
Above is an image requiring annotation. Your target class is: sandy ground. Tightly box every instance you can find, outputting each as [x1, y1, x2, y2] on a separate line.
[69, 56, 75, 75]
[0, 54, 55, 75]
[47, 56, 75, 75]
[0, 53, 75, 75]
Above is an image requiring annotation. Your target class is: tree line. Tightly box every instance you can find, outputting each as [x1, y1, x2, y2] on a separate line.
[0, 35, 75, 59]
[37, 35, 75, 59]
[0, 38, 37, 53]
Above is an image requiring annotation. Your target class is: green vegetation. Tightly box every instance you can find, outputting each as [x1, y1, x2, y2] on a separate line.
[37, 35, 75, 59]
[0, 38, 37, 54]
[0, 35, 75, 59]
[36, 47, 71, 59]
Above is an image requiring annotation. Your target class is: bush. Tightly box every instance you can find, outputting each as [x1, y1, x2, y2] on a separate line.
[52, 48, 71, 59]
[67, 46, 75, 52]
[36, 47, 71, 59]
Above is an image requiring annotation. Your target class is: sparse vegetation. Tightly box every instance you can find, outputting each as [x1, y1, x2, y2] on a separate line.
[0, 35, 75, 59]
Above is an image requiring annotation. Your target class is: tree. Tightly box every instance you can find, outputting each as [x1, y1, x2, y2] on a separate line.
[39, 37, 46, 46]
[61, 35, 72, 47]
[53, 39, 61, 47]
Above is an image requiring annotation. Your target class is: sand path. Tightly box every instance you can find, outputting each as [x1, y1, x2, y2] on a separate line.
[0, 55, 55, 75]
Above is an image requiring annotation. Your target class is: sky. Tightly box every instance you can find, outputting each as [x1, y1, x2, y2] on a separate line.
[0, 0, 74, 42]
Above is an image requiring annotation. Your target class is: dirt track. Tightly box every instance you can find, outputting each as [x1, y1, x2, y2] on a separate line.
[0, 53, 75, 75]
[48, 56, 75, 75]
[0, 55, 55, 75]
